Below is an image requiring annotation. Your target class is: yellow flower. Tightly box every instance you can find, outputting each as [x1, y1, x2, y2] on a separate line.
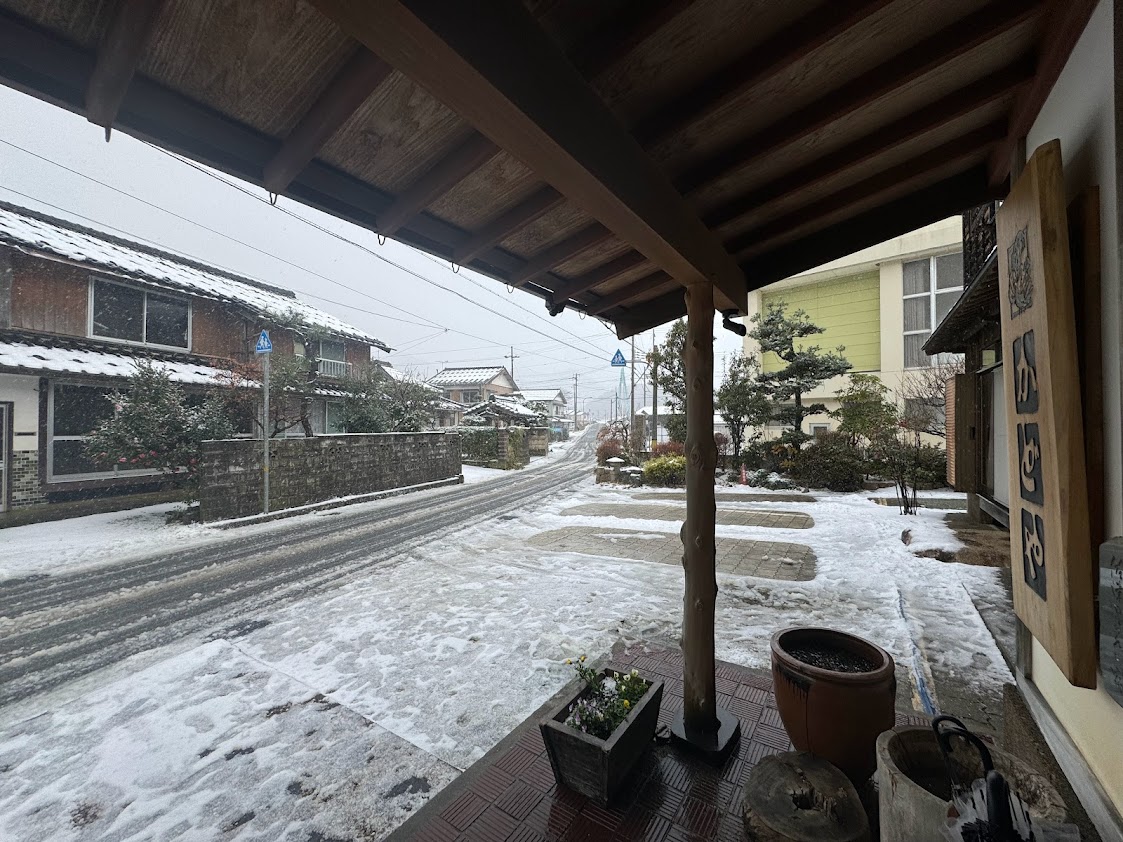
[623, 700, 630, 708]
[580, 655, 586, 662]
[565, 659, 572, 665]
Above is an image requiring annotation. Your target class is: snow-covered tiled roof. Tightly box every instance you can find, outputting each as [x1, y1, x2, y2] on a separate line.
[464, 395, 543, 420]
[428, 367, 510, 387]
[0, 337, 229, 386]
[0, 202, 389, 351]
[376, 363, 438, 391]
[517, 388, 565, 404]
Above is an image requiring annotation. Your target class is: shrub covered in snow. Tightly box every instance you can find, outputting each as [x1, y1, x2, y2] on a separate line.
[596, 438, 624, 465]
[563, 657, 650, 740]
[643, 455, 687, 486]
[742, 468, 796, 490]
[85, 361, 234, 495]
[453, 427, 499, 462]
[788, 432, 865, 492]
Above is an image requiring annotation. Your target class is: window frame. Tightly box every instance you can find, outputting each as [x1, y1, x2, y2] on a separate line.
[88, 276, 193, 352]
[46, 380, 162, 482]
[902, 252, 963, 369]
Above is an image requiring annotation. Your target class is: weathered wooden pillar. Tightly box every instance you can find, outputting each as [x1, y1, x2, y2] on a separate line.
[672, 280, 740, 761]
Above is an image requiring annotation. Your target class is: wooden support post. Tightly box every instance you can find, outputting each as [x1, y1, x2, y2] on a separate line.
[671, 280, 740, 761]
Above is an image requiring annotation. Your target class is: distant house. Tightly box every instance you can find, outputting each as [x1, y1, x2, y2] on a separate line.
[428, 366, 518, 404]
[374, 361, 464, 427]
[516, 388, 569, 430]
[0, 202, 387, 512]
[462, 395, 544, 428]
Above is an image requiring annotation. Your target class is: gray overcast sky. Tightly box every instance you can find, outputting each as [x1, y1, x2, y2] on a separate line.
[0, 85, 746, 421]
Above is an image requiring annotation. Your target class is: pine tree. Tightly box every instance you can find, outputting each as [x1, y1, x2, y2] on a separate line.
[716, 354, 772, 459]
[748, 303, 851, 446]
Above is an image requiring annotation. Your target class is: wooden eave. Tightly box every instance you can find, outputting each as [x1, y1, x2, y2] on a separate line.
[925, 249, 1001, 355]
[0, 0, 1095, 337]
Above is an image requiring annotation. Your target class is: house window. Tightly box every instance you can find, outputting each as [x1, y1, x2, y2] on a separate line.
[810, 423, 830, 438]
[462, 390, 481, 404]
[90, 279, 190, 350]
[48, 383, 157, 480]
[903, 253, 963, 368]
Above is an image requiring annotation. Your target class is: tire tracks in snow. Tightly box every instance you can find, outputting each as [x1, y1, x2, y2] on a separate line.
[0, 436, 597, 708]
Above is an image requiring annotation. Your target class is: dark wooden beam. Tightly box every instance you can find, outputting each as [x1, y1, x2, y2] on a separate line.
[509, 223, 613, 287]
[988, 0, 1098, 186]
[547, 250, 648, 304]
[311, 0, 746, 311]
[632, 0, 894, 145]
[568, 0, 694, 80]
[728, 121, 1007, 257]
[706, 58, 1035, 231]
[586, 271, 673, 316]
[677, 0, 1037, 194]
[85, 0, 167, 132]
[263, 48, 392, 194]
[454, 186, 563, 265]
[613, 290, 689, 338]
[742, 165, 994, 287]
[0, 9, 580, 314]
[378, 133, 499, 237]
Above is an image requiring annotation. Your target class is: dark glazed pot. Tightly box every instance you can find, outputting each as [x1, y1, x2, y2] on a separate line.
[770, 627, 896, 784]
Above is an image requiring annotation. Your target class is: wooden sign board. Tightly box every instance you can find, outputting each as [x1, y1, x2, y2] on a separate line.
[997, 140, 1096, 688]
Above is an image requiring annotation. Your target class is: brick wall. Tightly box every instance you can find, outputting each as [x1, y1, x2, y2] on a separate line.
[10, 450, 46, 506]
[196, 432, 461, 521]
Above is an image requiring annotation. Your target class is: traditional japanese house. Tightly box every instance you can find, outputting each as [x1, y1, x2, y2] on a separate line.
[0, 201, 388, 511]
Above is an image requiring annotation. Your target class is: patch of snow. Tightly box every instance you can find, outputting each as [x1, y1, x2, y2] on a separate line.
[0, 340, 232, 387]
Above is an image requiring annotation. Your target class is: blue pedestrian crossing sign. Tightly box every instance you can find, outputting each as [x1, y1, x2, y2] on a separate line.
[254, 329, 273, 355]
[610, 349, 627, 367]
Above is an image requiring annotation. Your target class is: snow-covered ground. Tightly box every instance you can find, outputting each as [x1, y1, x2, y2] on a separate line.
[0, 439, 579, 581]
[0, 477, 1011, 840]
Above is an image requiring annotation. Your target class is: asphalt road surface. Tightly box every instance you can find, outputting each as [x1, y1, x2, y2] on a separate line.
[0, 429, 598, 709]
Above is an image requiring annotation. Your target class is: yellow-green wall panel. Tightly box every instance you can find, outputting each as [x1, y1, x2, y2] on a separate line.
[760, 273, 880, 373]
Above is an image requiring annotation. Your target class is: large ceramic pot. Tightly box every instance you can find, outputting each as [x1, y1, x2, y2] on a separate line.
[540, 669, 664, 806]
[770, 627, 896, 783]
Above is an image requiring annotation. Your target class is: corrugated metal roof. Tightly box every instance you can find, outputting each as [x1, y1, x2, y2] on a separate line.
[0, 201, 389, 351]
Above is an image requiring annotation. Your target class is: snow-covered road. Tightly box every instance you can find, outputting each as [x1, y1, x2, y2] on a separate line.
[0, 448, 1014, 841]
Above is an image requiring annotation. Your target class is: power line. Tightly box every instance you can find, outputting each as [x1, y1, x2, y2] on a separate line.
[140, 142, 617, 362]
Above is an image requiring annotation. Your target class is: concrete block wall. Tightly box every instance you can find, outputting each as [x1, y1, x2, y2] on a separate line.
[197, 432, 461, 522]
[527, 426, 549, 457]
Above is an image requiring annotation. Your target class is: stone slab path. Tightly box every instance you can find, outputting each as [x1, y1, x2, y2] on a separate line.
[560, 502, 814, 529]
[633, 491, 817, 503]
[528, 527, 817, 581]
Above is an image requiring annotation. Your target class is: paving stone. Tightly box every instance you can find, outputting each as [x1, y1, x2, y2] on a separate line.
[633, 492, 816, 503]
[527, 527, 816, 581]
[560, 503, 813, 529]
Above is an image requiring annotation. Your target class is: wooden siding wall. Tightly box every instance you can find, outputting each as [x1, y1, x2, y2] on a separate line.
[192, 299, 251, 359]
[9, 250, 89, 336]
[761, 272, 881, 373]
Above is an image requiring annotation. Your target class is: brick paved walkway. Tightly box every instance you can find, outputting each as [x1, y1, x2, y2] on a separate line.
[528, 528, 816, 581]
[390, 644, 930, 841]
[632, 491, 816, 504]
[560, 503, 813, 529]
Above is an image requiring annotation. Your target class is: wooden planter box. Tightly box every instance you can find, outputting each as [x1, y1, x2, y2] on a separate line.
[540, 670, 664, 806]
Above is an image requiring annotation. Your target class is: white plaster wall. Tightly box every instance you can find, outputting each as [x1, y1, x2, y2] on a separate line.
[1024, 0, 1123, 812]
[0, 373, 40, 451]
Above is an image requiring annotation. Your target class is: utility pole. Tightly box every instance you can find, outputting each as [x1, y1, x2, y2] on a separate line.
[573, 374, 578, 430]
[650, 330, 659, 449]
[629, 336, 636, 451]
[506, 346, 520, 384]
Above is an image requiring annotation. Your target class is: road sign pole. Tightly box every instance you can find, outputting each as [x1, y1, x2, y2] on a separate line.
[263, 353, 270, 515]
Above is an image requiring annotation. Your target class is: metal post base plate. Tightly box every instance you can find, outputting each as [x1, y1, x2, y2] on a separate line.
[670, 706, 741, 764]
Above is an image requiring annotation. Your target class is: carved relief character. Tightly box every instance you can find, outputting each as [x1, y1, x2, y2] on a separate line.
[1012, 330, 1039, 414]
[1018, 422, 1044, 505]
[1021, 508, 1047, 600]
[1007, 224, 1033, 319]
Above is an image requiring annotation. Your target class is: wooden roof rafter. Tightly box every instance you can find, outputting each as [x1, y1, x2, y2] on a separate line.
[262, 47, 393, 194]
[309, 0, 746, 312]
[675, 0, 1038, 196]
[85, 0, 167, 134]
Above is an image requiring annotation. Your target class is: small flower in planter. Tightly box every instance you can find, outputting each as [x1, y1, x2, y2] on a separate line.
[562, 658, 650, 740]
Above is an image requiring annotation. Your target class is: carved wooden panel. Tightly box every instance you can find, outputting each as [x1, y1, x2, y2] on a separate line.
[997, 139, 1096, 688]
